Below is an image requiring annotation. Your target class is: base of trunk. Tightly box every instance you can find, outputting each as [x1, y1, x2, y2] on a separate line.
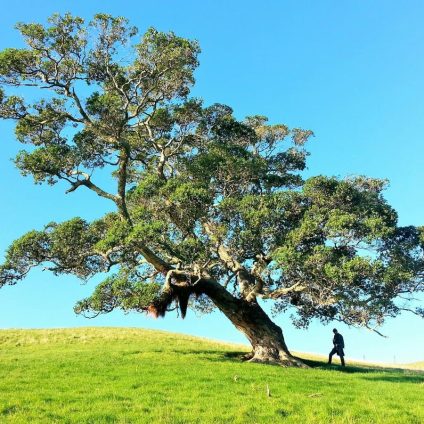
[246, 348, 308, 368]
[248, 354, 307, 368]
[227, 299, 308, 367]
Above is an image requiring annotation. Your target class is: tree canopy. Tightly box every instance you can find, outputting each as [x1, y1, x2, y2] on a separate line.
[0, 13, 423, 365]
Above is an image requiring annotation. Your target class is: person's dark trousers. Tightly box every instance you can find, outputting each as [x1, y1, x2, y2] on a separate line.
[328, 347, 345, 366]
[328, 347, 337, 364]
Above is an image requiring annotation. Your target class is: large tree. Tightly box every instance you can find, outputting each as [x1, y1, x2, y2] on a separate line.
[1, 14, 423, 366]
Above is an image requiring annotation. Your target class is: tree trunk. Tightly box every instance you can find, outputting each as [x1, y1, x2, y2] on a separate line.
[196, 279, 307, 367]
[150, 275, 307, 367]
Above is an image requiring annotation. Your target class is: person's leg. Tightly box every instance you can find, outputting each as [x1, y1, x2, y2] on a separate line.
[328, 347, 337, 364]
[336, 346, 346, 366]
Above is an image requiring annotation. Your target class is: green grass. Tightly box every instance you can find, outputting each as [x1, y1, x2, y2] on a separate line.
[0, 328, 422, 423]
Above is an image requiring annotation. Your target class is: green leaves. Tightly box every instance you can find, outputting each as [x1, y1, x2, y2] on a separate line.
[134, 27, 200, 100]
[0, 218, 108, 287]
[0, 13, 203, 198]
[74, 274, 162, 317]
[3, 230, 50, 272]
[15, 145, 76, 184]
[18, 13, 86, 55]
[0, 48, 39, 84]
[0, 89, 27, 119]
[268, 176, 424, 328]
[86, 91, 126, 129]
[163, 179, 212, 212]
[94, 219, 131, 253]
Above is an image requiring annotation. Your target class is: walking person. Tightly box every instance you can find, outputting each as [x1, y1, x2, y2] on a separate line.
[328, 328, 345, 366]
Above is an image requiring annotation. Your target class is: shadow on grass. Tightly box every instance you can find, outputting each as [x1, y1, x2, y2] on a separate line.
[160, 348, 424, 384]
[298, 357, 424, 383]
[173, 349, 251, 362]
[171, 349, 235, 356]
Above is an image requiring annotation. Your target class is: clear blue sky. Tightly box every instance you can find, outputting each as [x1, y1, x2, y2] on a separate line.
[0, 0, 423, 363]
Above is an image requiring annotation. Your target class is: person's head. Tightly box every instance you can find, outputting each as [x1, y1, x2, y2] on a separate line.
[333, 328, 338, 334]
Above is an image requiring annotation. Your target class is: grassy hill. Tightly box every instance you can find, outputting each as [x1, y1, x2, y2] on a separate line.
[0, 328, 422, 423]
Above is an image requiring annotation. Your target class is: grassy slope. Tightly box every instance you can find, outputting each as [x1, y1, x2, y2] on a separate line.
[0, 328, 422, 424]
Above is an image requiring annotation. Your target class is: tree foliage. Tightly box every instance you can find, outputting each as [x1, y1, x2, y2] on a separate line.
[0, 13, 423, 340]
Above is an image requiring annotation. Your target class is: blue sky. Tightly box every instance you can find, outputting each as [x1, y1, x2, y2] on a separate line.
[0, 0, 423, 363]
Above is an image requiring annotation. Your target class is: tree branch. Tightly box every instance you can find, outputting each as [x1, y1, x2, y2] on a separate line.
[203, 222, 255, 299]
[116, 147, 132, 223]
[64, 172, 117, 202]
[263, 282, 306, 299]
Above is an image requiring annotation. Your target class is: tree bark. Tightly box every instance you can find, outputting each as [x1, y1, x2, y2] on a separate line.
[195, 279, 307, 367]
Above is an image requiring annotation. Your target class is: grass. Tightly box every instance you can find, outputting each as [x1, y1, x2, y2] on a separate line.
[0, 327, 422, 423]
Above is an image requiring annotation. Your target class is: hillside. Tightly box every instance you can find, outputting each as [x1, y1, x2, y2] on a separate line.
[0, 327, 422, 423]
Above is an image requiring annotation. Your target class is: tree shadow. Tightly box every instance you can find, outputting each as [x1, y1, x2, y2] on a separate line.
[177, 349, 252, 363]
[298, 357, 424, 383]
[166, 348, 248, 360]
[164, 348, 424, 383]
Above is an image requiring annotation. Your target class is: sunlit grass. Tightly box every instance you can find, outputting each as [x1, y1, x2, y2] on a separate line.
[0, 327, 422, 423]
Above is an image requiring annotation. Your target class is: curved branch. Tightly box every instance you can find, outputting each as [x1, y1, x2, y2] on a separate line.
[262, 282, 306, 300]
[65, 175, 117, 202]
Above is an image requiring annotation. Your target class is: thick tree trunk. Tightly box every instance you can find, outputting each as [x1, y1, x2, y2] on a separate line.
[150, 274, 307, 367]
[196, 279, 307, 367]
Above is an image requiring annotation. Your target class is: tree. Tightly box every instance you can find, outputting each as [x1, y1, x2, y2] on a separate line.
[0, 14, 423, 367]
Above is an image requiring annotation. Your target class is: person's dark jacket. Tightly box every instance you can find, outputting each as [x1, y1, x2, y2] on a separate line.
[333, 333, 344, 348]
[333, 333, 345, 348]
